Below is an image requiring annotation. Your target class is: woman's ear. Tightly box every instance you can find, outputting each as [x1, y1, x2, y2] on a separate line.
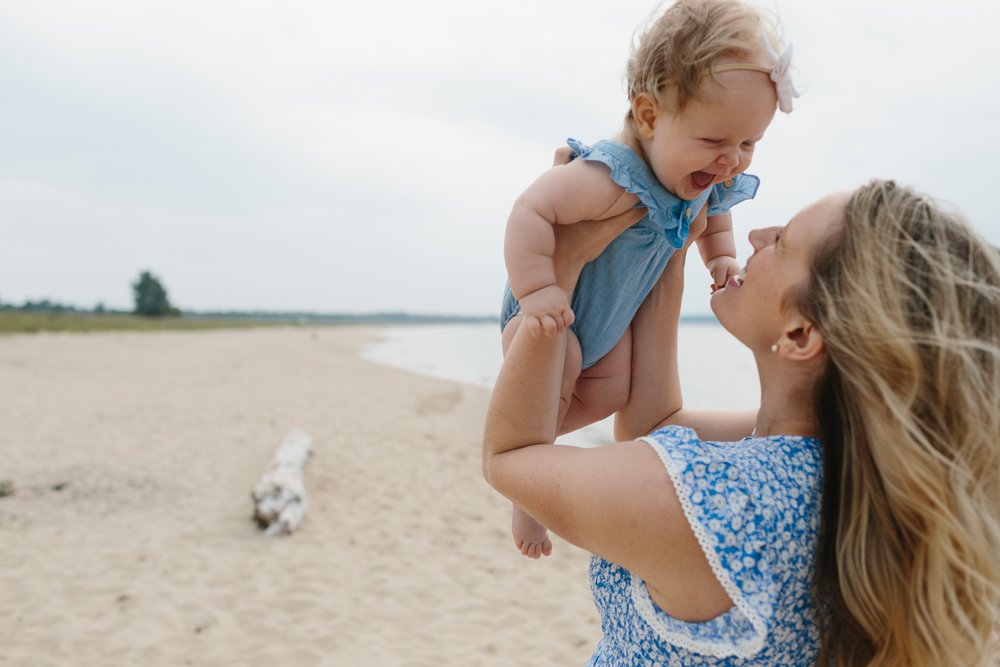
[775, 317, 825, 362]
[632, 93, 660, 139]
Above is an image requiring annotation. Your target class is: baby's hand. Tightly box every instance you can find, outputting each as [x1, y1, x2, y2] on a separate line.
[519, 285, 574, 338]
[706, 256, 741, 293]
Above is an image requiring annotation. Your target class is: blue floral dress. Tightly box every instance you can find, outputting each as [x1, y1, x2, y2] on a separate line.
[587, 425, 823, 666]
[501, 139, 759, 369]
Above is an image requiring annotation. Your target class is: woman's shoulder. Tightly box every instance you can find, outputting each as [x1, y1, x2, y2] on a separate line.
[627, 426, 824, 660]
[642, 424, 821, 463]
[639, 425, 823, 517]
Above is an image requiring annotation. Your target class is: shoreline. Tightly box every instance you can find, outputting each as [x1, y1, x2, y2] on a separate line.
[0, 326, 599, 666]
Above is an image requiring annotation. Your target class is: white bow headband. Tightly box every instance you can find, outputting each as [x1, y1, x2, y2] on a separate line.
[713, 36, 800, 113]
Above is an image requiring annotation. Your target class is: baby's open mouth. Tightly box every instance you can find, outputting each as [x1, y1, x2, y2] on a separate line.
[691, 171, 715, 189]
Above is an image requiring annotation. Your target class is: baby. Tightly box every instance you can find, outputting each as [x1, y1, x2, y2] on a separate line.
[500, 0, 797, 558]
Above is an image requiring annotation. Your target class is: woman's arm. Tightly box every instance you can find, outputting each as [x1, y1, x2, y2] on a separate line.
[616, 209, 756, 442]
[613, 244, 686, 441]
[485, 191, 736, 618]
[482, 324, 731, 621]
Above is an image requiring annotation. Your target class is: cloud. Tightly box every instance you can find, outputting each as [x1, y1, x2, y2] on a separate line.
[1, 0, 996, 314]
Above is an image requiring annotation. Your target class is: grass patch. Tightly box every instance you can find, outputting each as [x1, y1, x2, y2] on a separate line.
[0, 311, 284, 334]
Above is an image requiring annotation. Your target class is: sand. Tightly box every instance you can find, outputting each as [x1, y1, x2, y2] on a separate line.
[0, 327, 600, 666]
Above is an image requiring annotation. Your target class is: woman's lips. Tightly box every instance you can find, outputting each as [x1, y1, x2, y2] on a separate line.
[711, 274, 744, 294]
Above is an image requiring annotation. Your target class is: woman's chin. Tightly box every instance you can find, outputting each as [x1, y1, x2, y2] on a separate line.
[708, 291, 727, 320]
[709, 294, 741, 337]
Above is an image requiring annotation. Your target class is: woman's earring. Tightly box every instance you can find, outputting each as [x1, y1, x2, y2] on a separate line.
[770, 344, 779, 353]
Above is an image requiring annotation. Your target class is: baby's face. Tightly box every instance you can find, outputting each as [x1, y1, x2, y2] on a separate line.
[644, 69, 777, 200]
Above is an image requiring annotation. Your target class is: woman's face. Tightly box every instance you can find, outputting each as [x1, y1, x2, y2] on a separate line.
[710, 192, 848, 352]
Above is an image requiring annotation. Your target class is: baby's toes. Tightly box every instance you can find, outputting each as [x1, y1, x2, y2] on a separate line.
[541, 537, 553, 557]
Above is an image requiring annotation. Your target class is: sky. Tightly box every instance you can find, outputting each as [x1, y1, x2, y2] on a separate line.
[2, 0, 998, 316]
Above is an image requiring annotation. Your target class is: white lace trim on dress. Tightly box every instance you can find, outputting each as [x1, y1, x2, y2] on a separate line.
[633, 434, 769, 659]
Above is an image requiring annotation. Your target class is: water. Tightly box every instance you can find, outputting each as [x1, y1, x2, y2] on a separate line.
[359, 324, 504, 390]
[360, 322, 759, 445]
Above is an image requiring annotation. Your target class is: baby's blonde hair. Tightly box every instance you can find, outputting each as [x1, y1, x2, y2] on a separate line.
[802, 180, 1000, 665]
[625, 0, 778, 126]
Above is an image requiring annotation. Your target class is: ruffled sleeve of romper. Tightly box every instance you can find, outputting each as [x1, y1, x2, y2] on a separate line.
[567, 138, 693, 250]
[706, 173, 760, 217]
[633, 425, 785, 659]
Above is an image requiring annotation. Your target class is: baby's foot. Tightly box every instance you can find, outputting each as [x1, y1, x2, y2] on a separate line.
[512, 505, 553, 559]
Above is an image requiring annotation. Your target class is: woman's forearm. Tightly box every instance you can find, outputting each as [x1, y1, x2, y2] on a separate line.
[614, 248, 687, 441]
[486, 202, 648, 480]
[617, 244, 757, 442]
[482, 326, 566, 483]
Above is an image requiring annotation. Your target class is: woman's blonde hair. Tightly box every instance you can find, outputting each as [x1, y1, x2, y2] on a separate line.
[625, 0, 778, 126]
[800, 180, 1000, 665]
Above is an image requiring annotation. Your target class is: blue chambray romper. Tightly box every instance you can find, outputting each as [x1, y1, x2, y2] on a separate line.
[501, 138, 759, 369]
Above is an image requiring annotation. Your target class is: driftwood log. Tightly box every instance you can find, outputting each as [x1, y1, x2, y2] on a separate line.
[251, 429, 314, 536]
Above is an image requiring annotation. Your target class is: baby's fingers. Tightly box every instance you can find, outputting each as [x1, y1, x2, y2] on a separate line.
[540, 314, 561, 338]
[525, 315, 543, 338]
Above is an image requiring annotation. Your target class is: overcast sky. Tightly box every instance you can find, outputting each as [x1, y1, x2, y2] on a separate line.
[2, 0, 997, 316]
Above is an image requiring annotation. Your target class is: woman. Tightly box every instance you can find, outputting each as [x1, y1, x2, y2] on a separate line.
[482, 180, 1000, 665]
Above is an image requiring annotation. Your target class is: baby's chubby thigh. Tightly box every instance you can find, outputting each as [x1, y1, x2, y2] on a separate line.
[560, 327, 632, 435]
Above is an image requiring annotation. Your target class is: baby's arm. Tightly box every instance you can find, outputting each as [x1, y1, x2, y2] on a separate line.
[505, 160, 636, 337]
[696, 212, 740, 292]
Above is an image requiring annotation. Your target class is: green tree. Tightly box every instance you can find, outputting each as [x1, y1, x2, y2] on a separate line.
[132, 270, 175, 317]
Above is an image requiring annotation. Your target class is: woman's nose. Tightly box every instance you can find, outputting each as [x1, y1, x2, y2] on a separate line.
[748, 227, 775, 251]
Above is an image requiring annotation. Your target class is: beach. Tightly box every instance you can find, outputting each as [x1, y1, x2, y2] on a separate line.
[0, 327, 599, 666]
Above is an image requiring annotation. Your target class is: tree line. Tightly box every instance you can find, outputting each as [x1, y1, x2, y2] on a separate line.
[2, 270, 178, 317]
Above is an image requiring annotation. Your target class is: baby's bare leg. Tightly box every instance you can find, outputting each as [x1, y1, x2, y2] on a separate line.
[500, 316, 583, 558]
[559, 327, 632, 436]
